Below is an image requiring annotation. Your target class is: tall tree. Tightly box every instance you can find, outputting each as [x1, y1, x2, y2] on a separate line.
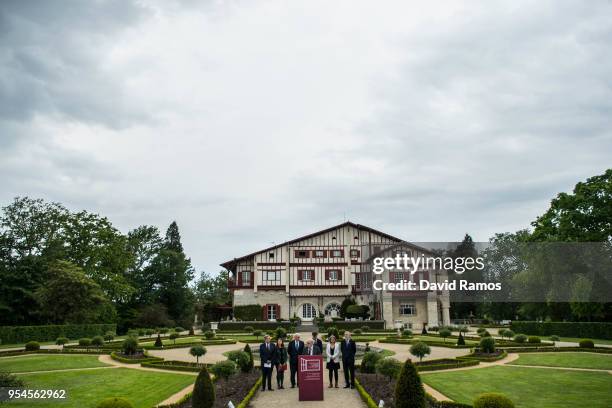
[165, 221, 184, 252]
[449, 234, 482, 319]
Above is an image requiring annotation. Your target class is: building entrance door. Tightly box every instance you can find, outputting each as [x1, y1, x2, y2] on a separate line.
[301, 303, 317, 321]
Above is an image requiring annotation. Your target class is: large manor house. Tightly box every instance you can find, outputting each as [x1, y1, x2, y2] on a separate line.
[221, 222, 451, 330]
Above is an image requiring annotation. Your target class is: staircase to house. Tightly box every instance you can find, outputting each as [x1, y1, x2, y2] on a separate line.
[296, 320, 318, 333]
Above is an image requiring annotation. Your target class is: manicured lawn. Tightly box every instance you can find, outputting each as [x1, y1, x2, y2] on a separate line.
[509, 352, 612, 370]
[0, 354, 108, 373]
[12, 367, 194, 407]
[422, 366, 611, 408]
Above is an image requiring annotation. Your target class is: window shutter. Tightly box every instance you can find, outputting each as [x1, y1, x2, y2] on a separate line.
[325, 270, 329, 280]
[338, 270, 343, 281]
[298, 270, 303, 280]
[262, 304, 268, 320]
[237, 272, 242, 286]
[275, 304, 281, 319]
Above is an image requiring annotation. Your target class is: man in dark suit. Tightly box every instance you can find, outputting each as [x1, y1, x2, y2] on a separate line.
[301, 338, 322, 355]
[311, 332, 323, 353]
[259, 335, 277, 391]
[287, 333, 304, 388]
[340, 331, 357, 389]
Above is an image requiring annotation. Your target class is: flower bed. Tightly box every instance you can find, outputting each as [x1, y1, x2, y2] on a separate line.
[355, 374, 471, 408]
[110, 351, 163, 364]
[159, 370, 261, 408]
[457, 350, 507, 362]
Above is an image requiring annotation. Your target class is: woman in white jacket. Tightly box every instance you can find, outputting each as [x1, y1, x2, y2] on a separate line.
[326, 335, 341, 388]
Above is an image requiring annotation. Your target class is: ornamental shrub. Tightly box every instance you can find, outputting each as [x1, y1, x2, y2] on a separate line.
[122, 337, 138, 355]
[95, 397, 134, 408]
[479, 330, 491, 338]
[354, 328, 362, 335]
[549, 335, 560, 343]
[79, 338, 92, 347]
[275, 326, 287, 340]
[244, 326, 254, 333]
[243, 343, 254, 372]
[145, 329, 155, 337]
[409, 342, 431, 362]
[360, 351, 383, 373]
[138, 329, 145, 336]
[498, 329, 507, 338]
[55, 337, 69, 347]
[210, 360, 236, 380]
[0, 371, 25, 387]
[189, 327, 195, 336]
[395, 359, 426, 408]
[92, 336, 105, 348]
[477, 327, 486, 335]
[361, 325, 370, 332]
[473, 393, 515, 408]
[0, 324, 116, 344]
[252, 330, 262, 340]
[327, 326, 340, 340]
[402, 329, 413, 338]
[457, 332, 466, 346]
[169, 332, 179, 344]
[439, 328, 452, 342]
[579, 339, 594, 348]
[154, 334, 163, 347]
[175, 327, 184, 333]
[189, 345, 207, 365]
[204, 330, 215, 340]
[159, 328, 169, 334]
[528, 336, 541, 344]
[192, 366, 215, 408]
[25, 341, 40, 351]
[104, 331, 115, 342]
[127, 330, 138, 337]
[376, 357, 402, 381]
[513, 334, 527, 343]
[364, 342, 371, 352]
[479, 337, 496, 353]
[503, 330, 515, 339]
[227, 350, 250, 372]
[421, 326, 428, 335]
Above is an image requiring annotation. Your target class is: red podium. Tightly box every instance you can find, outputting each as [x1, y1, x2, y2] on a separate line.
[298, 355, 324, 401]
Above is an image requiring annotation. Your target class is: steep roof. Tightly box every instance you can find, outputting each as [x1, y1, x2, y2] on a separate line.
[220, 221, 404, 269]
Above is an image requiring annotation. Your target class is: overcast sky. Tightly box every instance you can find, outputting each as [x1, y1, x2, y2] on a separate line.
[1, 0, 611, 275]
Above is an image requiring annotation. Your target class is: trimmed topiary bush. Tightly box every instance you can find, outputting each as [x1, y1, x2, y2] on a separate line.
[360, 351, 383, 373]
[327, 326, 340, 340]
[104, 331, 115, 343]
[252, 330, 262, 340]
[473, 392, 515, 408]
[92, 336, 104, 348]
[226, 350, 250, 372]
[244, 326, 254, 333]
[376, 357, 402, 381]
[243, 343, 254, 372]
[78, 338, 91, 348]
[401, 329, 413, 338]
[95, 397, 134, 408]
[477, 327, 486, 335]
[154, 334, 163, 347]
[421, 326, 428, 335]
[361, 325, 370, 332]
[192, 366, 215, 408]
[579, 339, 595, 348]
[409, 342, 431, 362]
[457, 332, 466, 346]
[190, 345, 207, 365]
[439, 328, 452, 342]
[55, 337, 69, 347]
[210, 360, 236, 380]
[549, 335, 560, 344]
[528, 336, 541, 344]
[479, 337, 496, 353]
[204, 330, 215, 340]
[25, 341, 40, 351]
[513, 334, 527, 343]
[354, 328, 363, 335]
[502, 330, 514, 340]
[395, 359, 426, 408]
[122, 337, 138, 355]
[169, 332, 179, 344]
[275, 326, 287, 340]
[479, 330, 491, 338]
[189, 327, 195, 336]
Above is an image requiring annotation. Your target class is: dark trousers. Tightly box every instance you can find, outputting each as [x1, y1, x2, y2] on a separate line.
[328, 367, 339, 384]
[343, 360, 355, 386]
[275, 364, 285, 386]
[289, 360, 298, 386]
[261, 366, 273, 390]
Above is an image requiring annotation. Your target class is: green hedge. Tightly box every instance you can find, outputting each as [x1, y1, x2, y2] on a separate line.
[233, 305, 263, 321]
[354, 379, 378, 408]
[416, 359, 480, 372]
[0, 349, 110, 357]
[510, 321, 612, 340]
[218, 321, 293, 331]
[0, 324, 116, 344]
[500, 346, 612, 354]
[378, 338, 471, 349]
[141, 361, 209, 372]
[237, 376, 262, 408]
[426, 394, 473, 408]
[326, 321, 385, 330]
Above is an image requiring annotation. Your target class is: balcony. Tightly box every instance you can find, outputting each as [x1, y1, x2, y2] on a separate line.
[227, 278, 253, 289]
